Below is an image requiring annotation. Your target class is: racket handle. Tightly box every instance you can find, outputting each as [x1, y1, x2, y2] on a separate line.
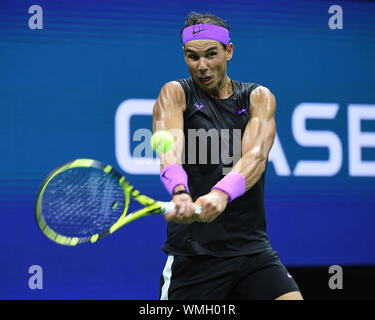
[161, 202, 202, 215]
[194, 205, 202, 215]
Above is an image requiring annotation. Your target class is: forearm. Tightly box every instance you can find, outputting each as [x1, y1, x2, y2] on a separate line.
[231, 88, 276, 191]
[231, 151, 268, 191]
[154, 125, 186, 194]
[212, 93, 275, 200]
[153, 114, 184, 170]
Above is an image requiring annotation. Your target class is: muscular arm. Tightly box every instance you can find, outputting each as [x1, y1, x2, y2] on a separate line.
[195, 86, 276, 222]
[153, 81, 186, 170]
[231, 86, 276, 189]
[153, 81, 198, 223]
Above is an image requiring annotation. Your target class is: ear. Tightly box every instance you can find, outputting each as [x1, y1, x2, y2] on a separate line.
[182, 45, 188, 63]
[226, 43, 233, 61]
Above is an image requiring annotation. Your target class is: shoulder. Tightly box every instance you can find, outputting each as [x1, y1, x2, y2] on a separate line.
[249, 85, 276, 118]
[250, 85, 276, 106]
[158, 81, 186, 102]
[160, 81, 184, 94]
[155, 81, 186, 111]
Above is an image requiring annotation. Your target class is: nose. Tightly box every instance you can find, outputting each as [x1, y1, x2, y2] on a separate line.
[197, 58, 208, 72]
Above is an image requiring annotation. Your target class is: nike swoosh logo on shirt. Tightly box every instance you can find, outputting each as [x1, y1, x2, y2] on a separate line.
[238, 106, 249, 115]
[194, 103, 204, 110]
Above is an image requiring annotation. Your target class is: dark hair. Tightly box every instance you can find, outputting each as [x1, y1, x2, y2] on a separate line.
[180, 12, 230, 49]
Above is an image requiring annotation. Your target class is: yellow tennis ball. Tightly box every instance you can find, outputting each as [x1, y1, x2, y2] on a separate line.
[151, 130, 174, 153]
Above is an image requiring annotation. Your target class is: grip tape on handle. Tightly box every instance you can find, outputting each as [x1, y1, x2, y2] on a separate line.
[161, 202, 202, 215]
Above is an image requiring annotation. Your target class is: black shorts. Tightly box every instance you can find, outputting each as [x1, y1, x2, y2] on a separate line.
[159, 249, 300, 300]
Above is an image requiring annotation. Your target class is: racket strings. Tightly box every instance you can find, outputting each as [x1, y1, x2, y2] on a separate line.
[42, 167, 126, 237]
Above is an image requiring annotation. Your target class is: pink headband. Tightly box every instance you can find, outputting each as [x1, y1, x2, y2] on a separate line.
[182, 24, 230, 45]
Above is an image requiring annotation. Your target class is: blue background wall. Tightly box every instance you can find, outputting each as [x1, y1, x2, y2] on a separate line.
[0, 0, 374, 299]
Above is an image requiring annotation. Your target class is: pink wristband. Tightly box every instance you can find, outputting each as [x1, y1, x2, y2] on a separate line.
[211, 172, 246, 203]
[160, 164, 189, 196]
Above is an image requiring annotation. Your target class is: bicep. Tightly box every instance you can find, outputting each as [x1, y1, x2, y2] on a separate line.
[241, 86, 276, 158]
[153, 81, 185, 131]
[152, 81, 186, 167]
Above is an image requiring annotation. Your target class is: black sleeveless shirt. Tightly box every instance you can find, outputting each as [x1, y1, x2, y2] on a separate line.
[162, 78, 271, 257]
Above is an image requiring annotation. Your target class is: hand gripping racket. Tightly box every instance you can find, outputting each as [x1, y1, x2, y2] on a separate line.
[35, 159, 201, 246]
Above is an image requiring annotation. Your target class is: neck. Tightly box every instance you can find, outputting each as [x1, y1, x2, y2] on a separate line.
[207, 75, 233, 99]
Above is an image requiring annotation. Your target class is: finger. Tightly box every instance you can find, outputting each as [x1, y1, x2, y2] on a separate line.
[194, 197, 204, 207]
[177, 202, 186, 215]
[194, 198, 206, 214]
[163, 209, 178, 222]
[183, 202, 195, 218]
[166, 199, 203, 224]
[198, 205, 216, 223]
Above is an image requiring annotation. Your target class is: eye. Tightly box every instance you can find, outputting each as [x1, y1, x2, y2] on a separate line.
[188, 54, 199, 61]
[206, 51, 217, 58]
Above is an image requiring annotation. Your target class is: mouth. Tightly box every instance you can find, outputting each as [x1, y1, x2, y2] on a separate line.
[198, 76, 212, 85]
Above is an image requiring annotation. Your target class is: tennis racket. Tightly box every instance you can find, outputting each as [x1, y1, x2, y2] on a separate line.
[35, 159, 201, 246]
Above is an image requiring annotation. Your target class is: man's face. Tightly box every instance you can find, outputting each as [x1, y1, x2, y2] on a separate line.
[183, 40, 233, 92]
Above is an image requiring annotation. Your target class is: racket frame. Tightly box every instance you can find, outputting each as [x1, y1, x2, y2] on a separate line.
[35, 159, 164, 246]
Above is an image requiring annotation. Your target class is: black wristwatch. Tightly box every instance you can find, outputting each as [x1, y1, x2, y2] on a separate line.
[173, 190, 190, 196]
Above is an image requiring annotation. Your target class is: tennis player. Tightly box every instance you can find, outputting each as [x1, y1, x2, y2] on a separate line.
[153, 12, 303, 300]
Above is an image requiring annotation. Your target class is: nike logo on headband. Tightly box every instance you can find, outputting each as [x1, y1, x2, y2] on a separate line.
[192, 29, 206, 35]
